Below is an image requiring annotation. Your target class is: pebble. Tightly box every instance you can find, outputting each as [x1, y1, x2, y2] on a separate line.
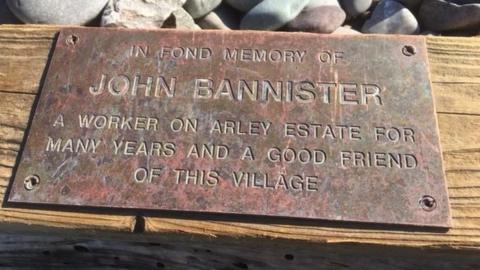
[165, 8, 201, 29]
[6, 0, 108, 25]
[419, 0, 480, 32]
[339, 0, 372, 17]
[306, 0, 341, 9]
[184, 0, 222, 19]
[332, 26, 362, 34]
[224, 0, 263, 12]
[287, 0, 346, 33]
[361, 0, 419, 34]
[101, 0, 186, 29]
[197, 4, 241, 29]
[240, 0, 310, 30]
[420, 30, 439, 36]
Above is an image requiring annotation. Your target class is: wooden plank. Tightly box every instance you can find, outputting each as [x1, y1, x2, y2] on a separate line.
[144, 37, 480, 248]
[0, 25, 479, 249]
[0, 234, 477, 269]
[0, 25, 135, 232]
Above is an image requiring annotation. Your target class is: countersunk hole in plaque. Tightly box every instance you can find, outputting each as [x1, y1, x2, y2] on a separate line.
[24, 175, 40, 191]
[66, 34, 79, 46]
[61, 185, 71, 196]
[402, 45, 416, 56]
[419, 195, 437, 211]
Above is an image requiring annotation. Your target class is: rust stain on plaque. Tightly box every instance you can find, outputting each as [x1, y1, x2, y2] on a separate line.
[8, 28, 451, 227]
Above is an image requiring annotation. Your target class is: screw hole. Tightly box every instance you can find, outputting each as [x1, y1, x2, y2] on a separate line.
[24, 175, 40, 191]
[420, 195, 437, 211]
[66, 34, 79, 45]
[60, 185, 71, 196]
[402, 45, 416, 56]
[284, 254, 294, 261]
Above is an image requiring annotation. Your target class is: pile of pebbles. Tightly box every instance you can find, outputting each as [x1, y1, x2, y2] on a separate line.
[3, 0, 480, 36]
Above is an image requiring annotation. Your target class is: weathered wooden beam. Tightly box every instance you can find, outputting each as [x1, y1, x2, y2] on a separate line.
[0, 25, 135, 233]
[0, 25, 479, 257]
[0, 233, 478, 269]
[143, 37, 480, 249]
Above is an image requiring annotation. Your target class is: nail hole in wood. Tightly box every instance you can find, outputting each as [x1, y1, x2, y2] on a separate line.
[232, 262, 248, 269]
[73, 245, 89, 253]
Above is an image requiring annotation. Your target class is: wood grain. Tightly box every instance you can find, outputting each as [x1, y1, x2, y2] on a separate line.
[0, 25, 479, 249]
[0, 25, 135, 232]
[145, 37, 480, 248]
[0, 234, 477, 269]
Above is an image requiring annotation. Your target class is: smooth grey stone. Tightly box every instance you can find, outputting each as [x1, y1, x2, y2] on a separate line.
[197, 4, 241, 29]
[419, 0, 480, 32]
[340, 0, 372, 17]
[240, 0, 310, 30]
[361, 0, 419, 34]
[101, 0, 186, 29]
[420, 30, 439, 36]
[6, 0, 108, 25]
[224, 0, 263, 12]
[197, 11, 227, 29]
[184, 0, 222, 19]
[166, 8, 201, 29]
[332, 26, 362, 34]
[306, 0, 342, 8]
[287, 1, 346, 33]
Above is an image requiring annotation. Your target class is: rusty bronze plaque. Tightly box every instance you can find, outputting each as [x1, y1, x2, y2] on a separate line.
[8, 28, 451, 227]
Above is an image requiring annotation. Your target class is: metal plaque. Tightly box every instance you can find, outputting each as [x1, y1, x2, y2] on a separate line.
[8, 28, 451, 227]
